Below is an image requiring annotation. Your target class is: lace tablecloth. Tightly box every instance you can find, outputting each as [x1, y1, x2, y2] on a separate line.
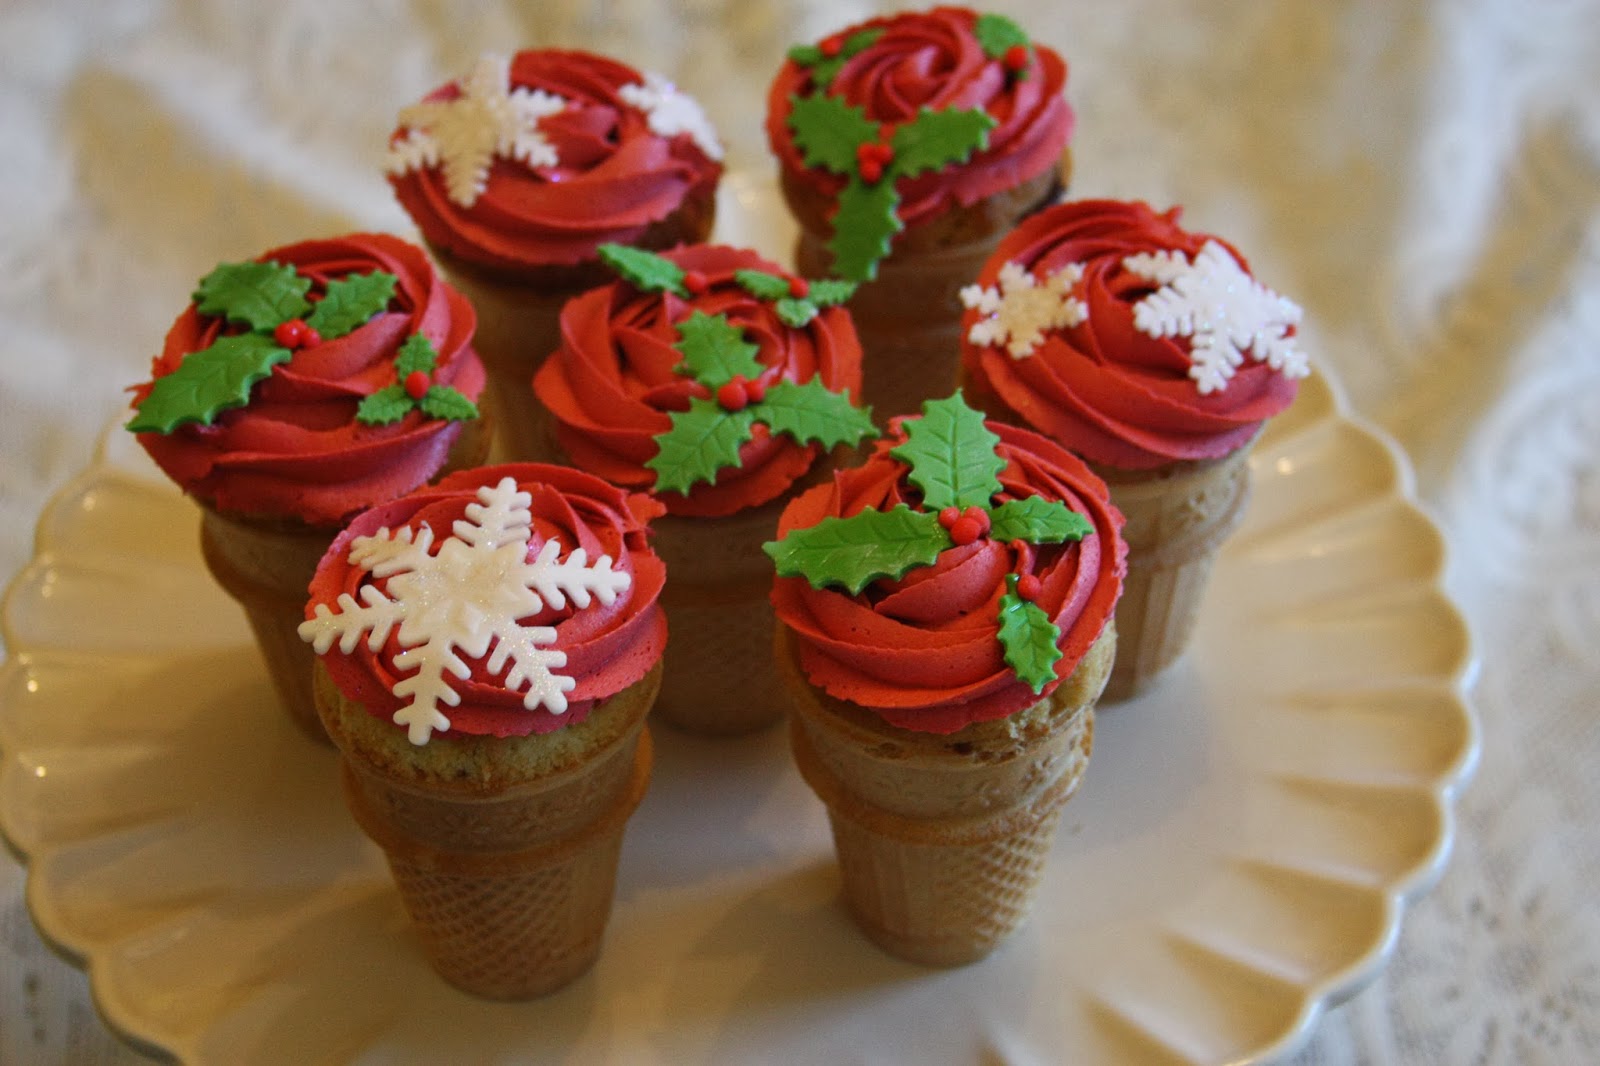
[3, 1, 1597, 1063]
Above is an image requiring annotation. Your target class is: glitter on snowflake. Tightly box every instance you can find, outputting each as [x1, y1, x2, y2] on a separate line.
[1123, 240, 1310, 395]
[386, 54, 567, 208]
[298, 477, 632, 745]
[960, 261, 1087, 359]
[617, 72, 724, 161]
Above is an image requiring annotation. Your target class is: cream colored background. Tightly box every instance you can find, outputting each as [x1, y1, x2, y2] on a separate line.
[3, 1, 1598, 1063]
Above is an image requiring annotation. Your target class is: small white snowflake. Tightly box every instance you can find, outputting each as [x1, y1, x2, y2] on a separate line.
[386, 54, 567, 208]
[298, 477, 632, 745]
[617, 72, 724, 161]
[1123, 240, 1310, 395]
[960, 261, 1087, 359]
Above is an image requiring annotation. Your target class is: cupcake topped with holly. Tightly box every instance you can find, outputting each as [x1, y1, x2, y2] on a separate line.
[386, 50, 723, 280]
[127, 232, 485, 526]
[532, 243, 877, 517]
[766, 5, 1074, 282]
[766, 391, 1125, 733]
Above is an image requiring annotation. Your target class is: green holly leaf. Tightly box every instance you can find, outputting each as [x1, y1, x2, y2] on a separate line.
[395, 333, 439, 376]
[675, 311, 763, 388]
[775, 297, 819, 328]
[733, 269, 792, 300]
[974, 13, 1030, 60]
[987, 496, 1093, 545]
[829, 178, 901, 281]
[598, 243, 688, 296]
[997, 575, 1064, 694]
[192, 260, 312, 332]
[756, 378, 876, 449]
[306, 269, 397, 340]
[765, 505, 949, 594]
[127, 333, 291, 433]
[647, 398, 757, 495]
[807, 279, 858, 307]
[788, 43, 825, 67]
[890, 106, 996, 180]
[356, 384, 414, 426]
[787, 92, 878, 174]
[419, 385, 479, 422]
[890, 391, 1006, 511]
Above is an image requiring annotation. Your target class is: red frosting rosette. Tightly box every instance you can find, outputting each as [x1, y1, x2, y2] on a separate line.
[532, 244, 866, 518]
[388, 50, 723, 274]
[131, 233, 486, 525]
[306, 463, 668, 739]
[961, 199, 1305, 469]
[766, 6, 1073, 227]
[771, 416, 1125, 734]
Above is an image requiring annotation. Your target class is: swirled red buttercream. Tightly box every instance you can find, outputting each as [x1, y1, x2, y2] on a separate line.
[132, 233, 486, 526]
[388, 50, 723, 273]
[532, 244, 865, 518]
[307, 463, 667, 737]
[771, 419, 1125, 733]
[766, 6, 1073, 226]
[961, 199, 1303, 469]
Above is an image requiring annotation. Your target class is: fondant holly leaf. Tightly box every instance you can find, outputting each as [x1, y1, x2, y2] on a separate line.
[759, 379, 876, 449]
[192, 261, 312, 332]
[733, 269, 792, 301]
[420, 386, 479, 421]
[676, 310, 763, 388]
[829, 178, 901, 282]
[775, 298, 819, 328]
[793, 28, 884, 90]
[788, 93, 878, 174]
[890, 107, 995, 180]
[127, 333, 291, 433]
[808, 279, 857, 307]
[997, 574, 1063, 694]
[974, 13, 1030, 60]
[356, 384, 414, 426]
[890, 392, 1005, 511]
[765, 505, 949, 594]
[306, 270, 397, 340]
[988, 496, 1093, 544]
[395, 332, 439, 376]
[648, 397, 757, 495]
[598, 243, 688, 296]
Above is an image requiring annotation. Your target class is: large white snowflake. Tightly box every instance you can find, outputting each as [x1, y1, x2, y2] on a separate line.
[386, 54, 567, 208]
[1123, 240, 1311, 395]
[617, 72, 723, 161]
[960, 261, 1087, 359]
[298, 477, 632, 745]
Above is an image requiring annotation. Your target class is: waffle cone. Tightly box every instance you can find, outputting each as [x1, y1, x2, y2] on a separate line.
[1094, 443, 1254, 701]
[779, 621, 1113, 966]
[314, 659, 660, 999]
[782, 156, 1067, 423]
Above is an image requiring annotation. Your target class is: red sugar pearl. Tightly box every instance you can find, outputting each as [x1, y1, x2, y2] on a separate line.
[949, 514, 985, 546]
[744, 376, 768, 403]
[819, 35, 844, 58]
[403, 370, 431, 400]
[683, 270, 709, 295]
[1014, 574, 1043, 602]
[273, 318, 308, 349]
[788, 276, 810, 298]
[938, 506, 962, 529]
[716, 376, 750, 411]
[1003, 45, 1029, 73]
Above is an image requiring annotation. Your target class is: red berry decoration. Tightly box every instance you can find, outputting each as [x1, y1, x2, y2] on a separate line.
[788, 276, 810, 298]
[1003, 44, 1029, 73]
[716, 377, 750, 412]
[300, 325, 322, 348]
[1015, 574, 1042, 602]
[937, 506, 962, 529]
[963, 505, 991, 535]
[273, 318, 308, 349]
[820, 35, 843, 58]
[859, 159, 884, 184]
[404, 370, 431, 400]
[949, 514, 984, 546]
[744, 375, 768, 403]
[683, 270, 709, 295]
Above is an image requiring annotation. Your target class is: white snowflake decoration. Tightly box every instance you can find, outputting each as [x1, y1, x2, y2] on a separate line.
[617, 72, 724, 161]
[1123, 240, 1311, 395]
[386, 54, 567, 208]
[298, 477, 632, 745]
[960, 261, 1087, 359]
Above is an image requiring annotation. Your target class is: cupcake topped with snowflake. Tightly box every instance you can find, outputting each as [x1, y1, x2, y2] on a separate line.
[958, 198, 1310, 469]
[386, 50, 723, 277]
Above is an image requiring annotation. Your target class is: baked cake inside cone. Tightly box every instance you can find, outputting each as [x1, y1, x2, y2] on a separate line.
[384, 50, 723, 460]
[299, 463, 668, 998]
[532, 243, 876, 736]
[957, 198, 1311, 699]
[765, 7, 1077, 421]
[766, 392, 1126, 964]
[125, 233, 489, 742]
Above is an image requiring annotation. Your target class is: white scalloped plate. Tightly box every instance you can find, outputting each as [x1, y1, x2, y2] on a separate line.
[1, 177, 1476, 1065]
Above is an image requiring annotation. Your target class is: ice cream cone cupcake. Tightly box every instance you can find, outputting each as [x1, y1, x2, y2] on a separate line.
[958, 198, 1311, 699]
[765, 7, 1075, 421]
[385, 50, 723, 460]
[766, 392, 1125, 965]
[127, 233, 488, 742]
[300, 463, 668, 998]
[533, 243, 876, 735]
